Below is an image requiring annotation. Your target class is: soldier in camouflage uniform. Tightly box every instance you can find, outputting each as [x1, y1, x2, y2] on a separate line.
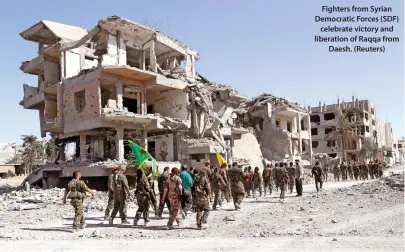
[219, 164, 230, 203]
[192, 168, 211, 229]
[158, 167, 171, 218]
[141, 159, 159, 216]
[347, 162, 354, 180]
[333, 163, 340, 182]
[243, 166, 253, 197]
[212, 166, 226, 210]
[286, 162, 295, 194]
[276, 163, 288, 202]
[162, 167, 182, 229]
[353, 162, 360, 181]
[252, 167, 263, 197]
[228, 163, 246, 210]
[63, 171, 94, 232]
[109, 165, 131, 225]
[360, 161, 369, 180]
[104, 168, 116, 220]
[273, 163, 280, 192]
[134, 168, 152, 226]
[340, 162, 348, 181]
[262, 164, 273, 196]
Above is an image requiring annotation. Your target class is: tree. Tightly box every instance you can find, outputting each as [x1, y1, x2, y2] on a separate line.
[360, 137, 379, 161]
[20, 135, 46, 175]
[325, 109, 358, 162]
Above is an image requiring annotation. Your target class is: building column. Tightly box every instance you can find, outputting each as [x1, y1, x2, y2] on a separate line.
[116, 127, 124, 161]
[307, 115, 313, 166]
[116, 81, 123, 110]
[149, 40, 157, 73]
[297, 113, 302, 154]
[39, 107, 46, 138]
[141, 128, 148, 150]
[229, 135, 234, 165]
[80, 134, 87, 161]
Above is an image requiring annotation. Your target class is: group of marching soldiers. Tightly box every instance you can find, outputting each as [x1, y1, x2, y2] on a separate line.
[329, 160, 384, 182]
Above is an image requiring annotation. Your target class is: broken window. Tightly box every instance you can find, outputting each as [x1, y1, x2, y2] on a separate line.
[287, 122, 292, 133]
[147, 105, 154, 114]
[148, 141, 156, 158]
[364, 112, 369, 121]
[311, 128, 318, 136]
[327, 140, 336, 147]
[372, 120, 376, 126]
[312, 141, 319, 148]
[324, 127, 335, 135]
[328, 153, 337, 158]
[275, 120, 280, 128]
[310, 115, 320, 123]
[123, 97, 138, 113]
[398, 144, 402, 148]
[74, 90, 86, 113]
[302, 140, 306, 152]
[323, 113, 335, 121]
[300, 119, 305, 131]
[371, 108, 375, 115]
[190, 153, 205, 162]
[366, 126, 369, 133]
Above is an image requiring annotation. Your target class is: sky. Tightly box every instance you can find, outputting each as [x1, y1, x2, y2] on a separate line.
[0, 0, 403, 143]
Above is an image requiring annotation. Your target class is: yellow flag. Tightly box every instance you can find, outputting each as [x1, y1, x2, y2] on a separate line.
[215, 149, 227, 167]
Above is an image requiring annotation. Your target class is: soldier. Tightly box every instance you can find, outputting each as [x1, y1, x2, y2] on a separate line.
[377, 161, 383, 178]
[368, 161, 375, 179]
[109, 165, 131, 226]
[340, 162, 347, 181]
[262, 164, 273, 196]
[134, 168, 151, 226]
[243, 166, 253, 197]
[353, 162, 360, 181]
[212, 166, 226, 210]
[179, 165, 193, 218]
[252, 167, 263, 197]
[161, 167, 182, 229]
[219, 164, 230, 203]
[333, 163, 340, 182]
[273, 163, 280, 192]
[228, 163, 246, 210]
[360, 161, 369, 180]
[104, 168, 116, 220]
[158, 167, 171, 218]
[323, 163, 329, 182]
[192, 168, 211, 230]
[347, 162, 354, 180]
[311, 161, 323, 192]
[142, 160, 159, 216]
[276, 163, 288, 202]
[63, 171, 94, 232]
[286, 162, 295, 194]
[294, 159, 304, 197]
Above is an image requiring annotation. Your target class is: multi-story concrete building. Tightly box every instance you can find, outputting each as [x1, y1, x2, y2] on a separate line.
[394, 138, 405, 164]
[309, 97, 376, 160]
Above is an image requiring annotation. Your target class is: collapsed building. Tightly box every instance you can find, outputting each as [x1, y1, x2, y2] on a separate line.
[19, 16, 311, 188]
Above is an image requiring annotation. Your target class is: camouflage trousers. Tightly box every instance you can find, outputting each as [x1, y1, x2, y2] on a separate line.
[158, 193, 171, 217]
[104, 191, 114, 218]
[221, 186, 231, 203]
[279, 182, 286, 199]
[168, 194, 180, 226]
[353, 171, 359, 180]
[212, 186, 223, 210]
[71, 199, 84, 228]
[288, 177, 294, 193]
[263, 180, 272, 195]
[230, 187, 245, 210]
[135, 193, 149, 222]
[194, 196, 210, 227]
[334, 172, 340, 181]
[110, 193, 127, 221]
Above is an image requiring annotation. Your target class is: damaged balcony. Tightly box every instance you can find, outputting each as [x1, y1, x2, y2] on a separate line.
[101, 107, 161, 128]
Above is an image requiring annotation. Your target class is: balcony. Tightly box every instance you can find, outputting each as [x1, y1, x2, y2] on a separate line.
[20, 85, 44, 110]
[101, 108, 160, 128]
[20, 54, 59, 75]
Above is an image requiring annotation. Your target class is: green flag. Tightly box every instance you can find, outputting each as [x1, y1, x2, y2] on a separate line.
[128, 140, 157, 172]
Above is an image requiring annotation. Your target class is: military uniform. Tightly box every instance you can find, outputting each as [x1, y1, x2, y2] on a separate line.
[347, 163, 354, 180]
[192, 173, 211, 229]
[134, 171, 152, 226]
[286, 166, 295, 193]
[104, 173, 114, 220]
[219, 167, 230, 203]
[243, 170, 253, 197]
[141, 161, 159, 215]
[360, 163, 369, 180]
[163, 174, 182, 228]
[323, 165, 329, 182]
[228, 166, 245, 210]
[262, 166, 273, 196]
[252, 170, 263, 197]
[64, 178, 92, 230]
[340, 163, 348, 181]
[158, 172, 171, 218]
[311, 165, 323, 192]
[275, 166, 288, 200]
[333, 164, 340, 182]
[109, 173, 130, 224]
[353, 163, 360, 180]
[211, 169, 226, 210]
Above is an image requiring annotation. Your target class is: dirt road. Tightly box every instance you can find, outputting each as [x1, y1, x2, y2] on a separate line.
[0, 166, 403, 251]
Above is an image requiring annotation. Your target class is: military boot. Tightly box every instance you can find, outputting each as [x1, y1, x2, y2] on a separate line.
[109, 217, 114, 226]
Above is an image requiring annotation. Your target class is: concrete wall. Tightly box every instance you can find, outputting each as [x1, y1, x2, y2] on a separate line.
[147, 133, 174, 162]
[146, 89, 189, 120]
[375, 120, 386, 148]
[65, 51, 82, 78]
[63, 80, 101, 132]
[233, 132, 263, 169]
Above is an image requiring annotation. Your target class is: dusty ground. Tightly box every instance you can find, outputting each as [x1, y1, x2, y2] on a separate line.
[0, 166, 403, 251]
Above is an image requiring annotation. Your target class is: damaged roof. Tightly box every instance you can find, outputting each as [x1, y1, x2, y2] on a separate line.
[20, 20, 89, 44]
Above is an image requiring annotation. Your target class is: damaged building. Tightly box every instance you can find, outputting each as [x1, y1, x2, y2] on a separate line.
[19, 16, 311, 188]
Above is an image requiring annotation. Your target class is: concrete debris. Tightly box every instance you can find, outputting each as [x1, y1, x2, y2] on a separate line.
[382, 172, 404, 190]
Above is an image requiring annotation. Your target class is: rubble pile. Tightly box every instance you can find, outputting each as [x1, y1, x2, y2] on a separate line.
[239, 93, 307, 114]
[0, 187, 121, 212]
[382, 172, 404, 190]
[336, 178, 401, 195]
